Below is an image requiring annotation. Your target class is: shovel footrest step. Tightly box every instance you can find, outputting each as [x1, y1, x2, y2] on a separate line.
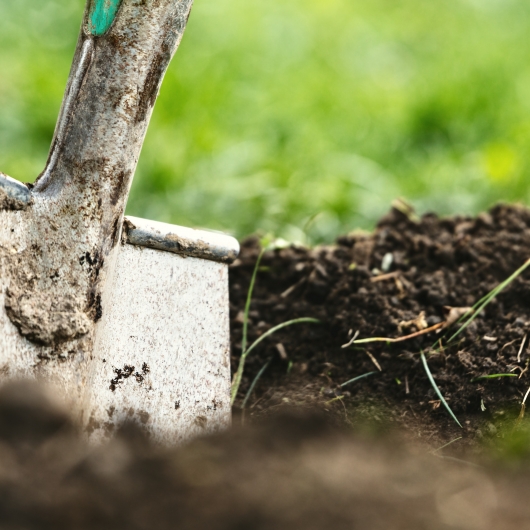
[124, 216, 239, 264]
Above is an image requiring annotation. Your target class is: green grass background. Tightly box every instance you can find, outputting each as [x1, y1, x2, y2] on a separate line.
[1, 0, 529, 242]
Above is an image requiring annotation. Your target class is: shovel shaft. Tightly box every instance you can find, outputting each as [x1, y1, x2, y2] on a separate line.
[2, 0, 193, 347]
[36, 0, 193, 218]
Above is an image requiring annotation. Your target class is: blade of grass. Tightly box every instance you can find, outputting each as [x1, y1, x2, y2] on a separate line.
[420, 351, 462, 428]
[241, 357, 272, 410]
[340, 371, 377, 387]
[350, 337, 393, 344]
[471, 374, 518, 382]
[517, 386, 530, 424]
[241, 249, 264, 356]
[448, 258, 530, 343]
[231, 317, 320, 405]
[431, 436, 463, 454]
[244, 318, 320, 357]
[325, 395, 345, 405]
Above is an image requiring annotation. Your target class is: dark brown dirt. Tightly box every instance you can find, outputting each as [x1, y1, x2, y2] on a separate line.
[7, 204, 530, 528]
[229, 203, 530, 448]
[3, 380, 530, 530]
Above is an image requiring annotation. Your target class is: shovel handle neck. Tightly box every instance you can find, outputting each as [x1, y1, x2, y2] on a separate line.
[35, 0, 193, 200]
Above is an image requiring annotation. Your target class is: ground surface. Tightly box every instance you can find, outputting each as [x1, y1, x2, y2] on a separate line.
[230, 204, 530, 452]
[7, 205, 530, 527]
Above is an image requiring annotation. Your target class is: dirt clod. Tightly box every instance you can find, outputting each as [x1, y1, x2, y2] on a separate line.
[2, 248, 91, 345]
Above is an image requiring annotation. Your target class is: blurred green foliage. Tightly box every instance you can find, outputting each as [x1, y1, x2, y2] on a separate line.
[1, 0, 530, 242]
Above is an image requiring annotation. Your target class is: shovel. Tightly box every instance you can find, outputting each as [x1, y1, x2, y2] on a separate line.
[0, 0, 239, 445]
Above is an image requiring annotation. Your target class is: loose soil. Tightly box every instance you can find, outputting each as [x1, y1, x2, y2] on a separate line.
[3, 382, 530, 529]
[229, 203, 530, 450]
[6, 205, 530, 528]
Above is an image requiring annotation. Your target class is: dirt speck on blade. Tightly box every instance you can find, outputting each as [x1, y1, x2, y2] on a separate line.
[1, 246, 91, 346]
[229, 204, 530, 445]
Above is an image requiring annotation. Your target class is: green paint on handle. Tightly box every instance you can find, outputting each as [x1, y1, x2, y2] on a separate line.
[88, 0, 122, 36]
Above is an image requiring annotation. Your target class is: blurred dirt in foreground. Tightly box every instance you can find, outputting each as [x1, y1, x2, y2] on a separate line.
[0, 380, 530, 529]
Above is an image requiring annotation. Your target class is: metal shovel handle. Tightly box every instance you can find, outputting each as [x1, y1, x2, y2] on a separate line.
[0, 0, 193, 346]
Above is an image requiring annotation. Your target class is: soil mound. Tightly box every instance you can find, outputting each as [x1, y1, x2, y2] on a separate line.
[229, 204, 530, 446]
